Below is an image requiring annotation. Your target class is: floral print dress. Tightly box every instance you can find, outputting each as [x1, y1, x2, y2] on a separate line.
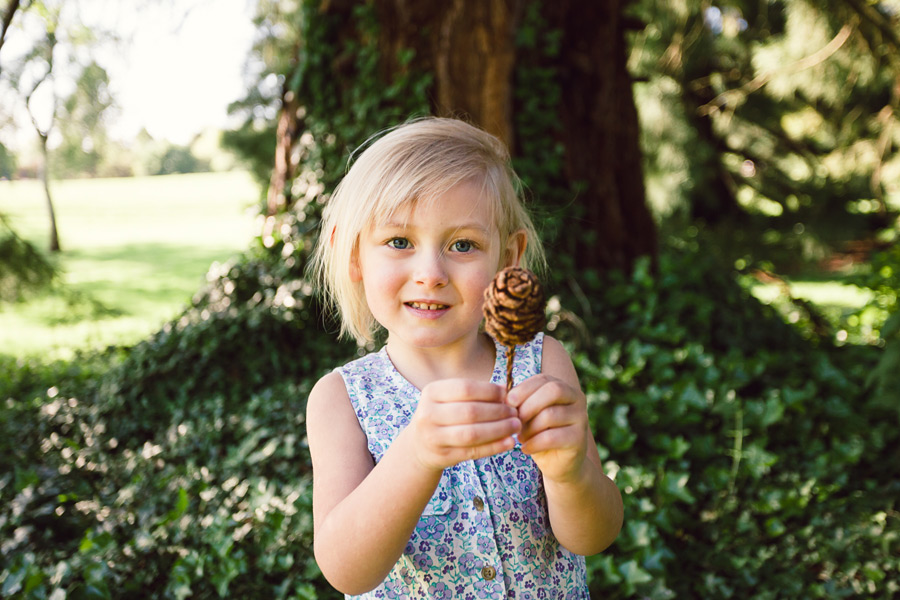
[335, 333, 590, 600]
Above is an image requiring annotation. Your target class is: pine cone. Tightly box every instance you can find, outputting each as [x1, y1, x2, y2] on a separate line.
[483, 267, 546, 347]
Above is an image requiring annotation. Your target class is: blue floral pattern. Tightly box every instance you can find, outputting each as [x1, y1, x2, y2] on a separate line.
[335, 333, 589, 599]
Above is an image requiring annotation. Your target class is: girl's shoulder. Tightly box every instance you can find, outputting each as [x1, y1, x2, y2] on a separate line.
[335, 347, 388, 374]
[538, 333, 578, 381]
[308, 350, 388, 418]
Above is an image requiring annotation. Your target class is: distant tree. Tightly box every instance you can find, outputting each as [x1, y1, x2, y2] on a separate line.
[18, 2, 63, 251]
[0, 142, 14, 178]
[55, 60, 113, 178]
[0, 0, 22, 70]
[151, 144, 210, 175]
[0, 0, 122, 251]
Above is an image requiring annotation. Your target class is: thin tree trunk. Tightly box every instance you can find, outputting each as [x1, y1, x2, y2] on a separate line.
[266, 78, 302, 218]
[39, 133, 60, 252]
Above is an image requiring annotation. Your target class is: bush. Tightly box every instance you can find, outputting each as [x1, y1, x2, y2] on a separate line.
[1, 375, 332, 599]
[1, 235, 897, 598]
[573, 236, 899, 598]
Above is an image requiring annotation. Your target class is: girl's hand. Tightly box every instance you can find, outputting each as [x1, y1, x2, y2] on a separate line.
[409, 379, 521, 472]
[507, 374, 590, 483]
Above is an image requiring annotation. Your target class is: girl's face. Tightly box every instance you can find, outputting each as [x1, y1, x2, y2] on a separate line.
[353, 181, 519, 353]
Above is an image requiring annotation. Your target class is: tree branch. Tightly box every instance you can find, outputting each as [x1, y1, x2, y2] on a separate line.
[699, 21, 856, 116]
[843, 0, 900, 57]
[0, 0, 23, 68]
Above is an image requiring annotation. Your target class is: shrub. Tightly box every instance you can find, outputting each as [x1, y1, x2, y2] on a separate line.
[1, 235, 897, 598]
[573, 237, 899, 598]
[1, 376, 333, 599]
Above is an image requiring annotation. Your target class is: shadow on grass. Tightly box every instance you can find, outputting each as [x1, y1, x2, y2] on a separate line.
[31, 242, 247, 325]
[68, 241, 242, 286]
[43, 288, 126, 325]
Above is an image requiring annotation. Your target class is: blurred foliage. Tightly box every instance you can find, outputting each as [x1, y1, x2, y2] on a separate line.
[570, 233, 898, 598]
[0, 143, 16, 179]
[53, 61, 114, 179]
[0, 215, 57, 302]
[148, 145, 210, 176]
[628, 0, 899, 270]
[0, 354, 331, 599]
[846, 243, 900, 408]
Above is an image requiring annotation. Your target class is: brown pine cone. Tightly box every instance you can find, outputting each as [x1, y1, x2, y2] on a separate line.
[483, 266, 546, 347]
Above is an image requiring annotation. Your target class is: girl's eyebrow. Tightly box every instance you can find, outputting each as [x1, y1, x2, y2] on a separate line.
[376, 221, 491, 235]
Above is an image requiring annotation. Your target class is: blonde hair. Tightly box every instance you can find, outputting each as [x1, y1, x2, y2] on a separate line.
[310, 117, 545, 344]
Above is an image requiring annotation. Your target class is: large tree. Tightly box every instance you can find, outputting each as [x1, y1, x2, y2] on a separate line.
[231, 0, 658, 282]
[373, 0, 657, 274]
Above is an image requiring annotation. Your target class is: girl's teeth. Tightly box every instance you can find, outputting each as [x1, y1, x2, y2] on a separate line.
[410, 302, 444, 310]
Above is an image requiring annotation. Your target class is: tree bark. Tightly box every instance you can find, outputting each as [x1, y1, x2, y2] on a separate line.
[545, 0, 657, 273]
[375, 0, 521, 148]
[266, 83, 302, 218]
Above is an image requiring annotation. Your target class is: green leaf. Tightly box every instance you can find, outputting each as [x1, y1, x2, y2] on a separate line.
[661, 472, 695, 504]
[619, 559, 653, 586]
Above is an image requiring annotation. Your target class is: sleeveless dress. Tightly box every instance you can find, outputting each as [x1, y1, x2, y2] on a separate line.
[335, 333, 589, 600]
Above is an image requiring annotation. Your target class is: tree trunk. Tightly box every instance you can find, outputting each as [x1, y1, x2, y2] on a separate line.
[545, 0, 657, 273]
[375, 0, 521, 148]
[39, 133, 61, 252]
[266, 82, 303, 219]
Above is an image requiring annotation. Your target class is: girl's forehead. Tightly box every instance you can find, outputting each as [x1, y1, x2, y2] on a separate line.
[373, 183, 498, 228]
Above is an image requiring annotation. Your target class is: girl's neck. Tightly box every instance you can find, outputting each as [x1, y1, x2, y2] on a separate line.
[385, 332, 496, 390]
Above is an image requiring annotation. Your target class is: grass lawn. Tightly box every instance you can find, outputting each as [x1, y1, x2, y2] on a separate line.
[0, 171, 260, 359]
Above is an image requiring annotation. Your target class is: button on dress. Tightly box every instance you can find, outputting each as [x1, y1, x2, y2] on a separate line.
[335, 333, 590, 600]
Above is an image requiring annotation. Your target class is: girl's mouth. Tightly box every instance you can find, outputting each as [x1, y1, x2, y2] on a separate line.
[406, 301, 449, 311]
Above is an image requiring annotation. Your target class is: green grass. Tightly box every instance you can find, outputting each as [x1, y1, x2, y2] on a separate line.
[0, 171, 260, 359]
[748, 280, 873, 308]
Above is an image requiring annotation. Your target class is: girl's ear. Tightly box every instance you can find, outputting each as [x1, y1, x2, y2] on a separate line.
[350, 245, 363, 282]
[504, 230, 528, 268]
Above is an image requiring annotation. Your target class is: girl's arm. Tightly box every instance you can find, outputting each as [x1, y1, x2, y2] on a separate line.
[508, 336, 624, 555]
[307, 372, 520, 595]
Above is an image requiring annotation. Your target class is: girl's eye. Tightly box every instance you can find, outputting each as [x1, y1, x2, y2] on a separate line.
[387, 237, 410, 250]
[451, 240, 475, 253]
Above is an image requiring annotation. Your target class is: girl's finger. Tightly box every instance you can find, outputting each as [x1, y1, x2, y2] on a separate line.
[515, 379, 577, 423]
[433, 418, 521, 449]
[429, 401, 517, 426]
[505, 374, 551, 408]
[424, 379, 505, 404]
[466, 435, 519, 461]
[520, 425, 580, 455]
[518, 405, 574, 442]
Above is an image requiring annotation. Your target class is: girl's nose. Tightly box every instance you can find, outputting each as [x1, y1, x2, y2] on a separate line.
[413, 251, 448, 287]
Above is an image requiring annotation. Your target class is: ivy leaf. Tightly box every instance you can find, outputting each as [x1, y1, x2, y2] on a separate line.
[619, 559, 653, 588]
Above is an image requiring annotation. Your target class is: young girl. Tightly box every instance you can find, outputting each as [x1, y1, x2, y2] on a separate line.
[307, 118, 623, 599]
